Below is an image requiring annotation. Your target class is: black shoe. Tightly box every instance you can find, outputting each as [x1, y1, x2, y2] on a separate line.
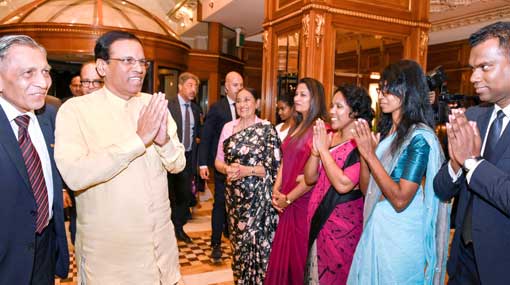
[211, 244, 222, 263]
[175, 228, 192, 243]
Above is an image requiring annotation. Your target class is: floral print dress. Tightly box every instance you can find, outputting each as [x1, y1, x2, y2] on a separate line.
[223, 121, 281, 284]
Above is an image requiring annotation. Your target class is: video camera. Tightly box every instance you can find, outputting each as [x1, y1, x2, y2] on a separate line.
[426, 66, 466, 123]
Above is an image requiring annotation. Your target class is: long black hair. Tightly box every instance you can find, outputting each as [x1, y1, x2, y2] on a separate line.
[377, 60, 435, 154]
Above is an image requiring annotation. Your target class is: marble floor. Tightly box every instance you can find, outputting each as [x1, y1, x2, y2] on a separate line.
[55, 193, 235, 285]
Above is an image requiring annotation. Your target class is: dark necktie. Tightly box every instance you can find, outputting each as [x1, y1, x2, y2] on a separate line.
[15, 115, 49, 234]
[232, 102, 237, 119]
[462, 110, 505, 244]
[183, 103, 191, 150]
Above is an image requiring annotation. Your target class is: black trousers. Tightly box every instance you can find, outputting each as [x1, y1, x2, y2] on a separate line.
[211, 169, 227, 246]
[448, 242, 481, 285]
[30, 219, 55, 285]
[168, 151, 194, 229]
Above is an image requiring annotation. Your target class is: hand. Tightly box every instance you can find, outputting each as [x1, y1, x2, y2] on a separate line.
[200, 167, 209, 180]
[154, 96, 170, 146]
[271, 189, 286, 213]
[63, 190, 72, 208]
[313, 119, 331, 155]
[226, 163, 241, 182]
[137, 92, 168, 147]
[351, 119, 380, 160]
[447, 109, 481, 165]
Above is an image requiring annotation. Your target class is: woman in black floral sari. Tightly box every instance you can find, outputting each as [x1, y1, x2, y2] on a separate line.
[215, 88, 281, 284]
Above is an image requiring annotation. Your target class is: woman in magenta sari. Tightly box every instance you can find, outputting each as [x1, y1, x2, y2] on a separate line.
[265, 77, 328, 285]
[303, 85, 374, 284]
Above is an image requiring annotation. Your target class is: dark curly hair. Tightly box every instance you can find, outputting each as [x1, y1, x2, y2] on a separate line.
[377, 60, 435, 154]
[469, 21, 510, 58]
[335, 84, 375, 127]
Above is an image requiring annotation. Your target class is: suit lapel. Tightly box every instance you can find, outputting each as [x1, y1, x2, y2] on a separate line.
[169, 98, 183, 142]
[477, 105, 510, 163]
[0, 105, 30, 189]
[222, 97, 233, 121]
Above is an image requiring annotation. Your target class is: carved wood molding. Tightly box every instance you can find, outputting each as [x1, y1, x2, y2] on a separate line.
[431, 6, 510, 32]
[263, 3, 431, 29]
[0, 24, 190, 50]
[314, 14, 325, 47]
[263, 30, 269, 50]
[420, 30, 429, 58]
[302, 14, 310, 47]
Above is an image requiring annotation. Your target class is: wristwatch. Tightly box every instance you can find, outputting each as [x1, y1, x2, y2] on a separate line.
[462, 156, 483, 172]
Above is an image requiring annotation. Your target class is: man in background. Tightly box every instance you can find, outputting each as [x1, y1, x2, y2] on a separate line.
[168, 72, 202, 243]
[80, 61, 103, 95]
[69, 75, 82, 97]
[198, 71, 243, 262]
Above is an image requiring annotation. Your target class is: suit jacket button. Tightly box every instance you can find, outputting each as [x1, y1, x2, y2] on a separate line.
[30, 210, 36, 216]
[27, 242, 35, 251]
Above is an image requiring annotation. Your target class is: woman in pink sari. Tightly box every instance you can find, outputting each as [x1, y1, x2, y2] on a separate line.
[265, 77, 328, 285]
[303, 85, 374, 284]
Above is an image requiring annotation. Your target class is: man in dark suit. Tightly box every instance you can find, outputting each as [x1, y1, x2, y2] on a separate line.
[198, 71, 243, 262]
[168, 72, 202, 243]
[434, 21, 510, 285]
[0, 35, 69, 284]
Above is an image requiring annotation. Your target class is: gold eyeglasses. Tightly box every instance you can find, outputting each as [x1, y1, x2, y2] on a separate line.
[108, 57, 150, 68]
[81, 80, 104, 87]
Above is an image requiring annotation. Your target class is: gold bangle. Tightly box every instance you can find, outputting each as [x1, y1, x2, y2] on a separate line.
[284, 194, 292, 205]
[311, 150, 320, 157]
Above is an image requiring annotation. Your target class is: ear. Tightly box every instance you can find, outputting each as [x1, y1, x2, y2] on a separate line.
[95, 59, 107, 77]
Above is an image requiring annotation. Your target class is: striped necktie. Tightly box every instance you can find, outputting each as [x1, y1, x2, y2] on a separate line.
[15, 115, 49, 234]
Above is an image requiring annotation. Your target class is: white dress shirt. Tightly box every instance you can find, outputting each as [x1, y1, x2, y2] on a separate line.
[449, 104, 510, 183]
[227, 95, 236, 120]
[0, 96, 54, 220]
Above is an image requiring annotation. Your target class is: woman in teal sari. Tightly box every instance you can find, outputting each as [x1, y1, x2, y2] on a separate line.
[347, 60, 450, 285]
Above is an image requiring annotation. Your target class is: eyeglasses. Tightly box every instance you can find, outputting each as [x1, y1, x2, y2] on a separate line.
[81, 80, 104, 87]
[108, 57, 150, 68]
[376, 87, 390, 97]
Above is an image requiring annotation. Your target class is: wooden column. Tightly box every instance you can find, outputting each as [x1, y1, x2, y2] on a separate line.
[299, 8, 336, 102]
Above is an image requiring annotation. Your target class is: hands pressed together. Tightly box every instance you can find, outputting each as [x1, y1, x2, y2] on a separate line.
[446, 109, 481, 170]
[312, 119, 331, 156]
[351, 119, 380, 161]
[137, 92, 170, 147]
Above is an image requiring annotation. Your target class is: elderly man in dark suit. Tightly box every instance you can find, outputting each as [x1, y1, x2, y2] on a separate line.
[168, 72, 202, 243]
[198, 71, 243, 262]
[434, 21, 510, 285]
[0, 35, 69, 284]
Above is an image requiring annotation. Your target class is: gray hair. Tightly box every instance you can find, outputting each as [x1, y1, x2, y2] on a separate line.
[0, 35, 46, 61]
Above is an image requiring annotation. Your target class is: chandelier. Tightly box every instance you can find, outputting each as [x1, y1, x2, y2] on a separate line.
[430, 0, 486, 13]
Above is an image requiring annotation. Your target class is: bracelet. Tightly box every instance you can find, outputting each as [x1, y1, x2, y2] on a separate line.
[284, 194, 292, 205]
[311, 150, 320, 157]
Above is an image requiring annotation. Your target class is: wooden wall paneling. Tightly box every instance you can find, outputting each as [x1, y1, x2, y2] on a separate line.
[427, 39, 475, 96]
[261, 26, 278, 122]
[242, 41, 263, 96]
